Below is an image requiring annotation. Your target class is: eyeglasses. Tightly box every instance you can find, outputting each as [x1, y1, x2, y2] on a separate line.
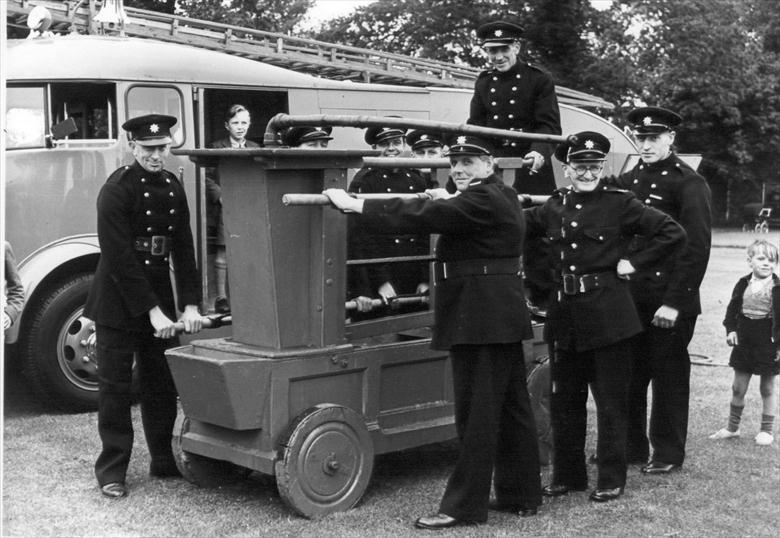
[569, 164, 604, 177]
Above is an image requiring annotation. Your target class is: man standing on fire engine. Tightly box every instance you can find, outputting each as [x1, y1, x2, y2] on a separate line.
[467, 20, 561, 195]
[85, 114, 204, 499]
[468, 21, 562, 310]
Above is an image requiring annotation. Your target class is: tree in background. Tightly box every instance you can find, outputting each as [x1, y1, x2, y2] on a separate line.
[125, 0, 315, 33]
[596, 0, 780, 221]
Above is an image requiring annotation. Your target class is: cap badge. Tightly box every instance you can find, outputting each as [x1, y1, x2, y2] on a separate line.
[149, 123, 159, 133]
[494, 29, 503, 37]
[642, 116, 653, 126]
[457, 136, 467, 144]
[585, 139, 594, 149]
[420, 134, 429, 140]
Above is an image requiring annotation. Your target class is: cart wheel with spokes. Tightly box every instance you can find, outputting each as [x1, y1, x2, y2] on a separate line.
[275, 404, 374, 518]
[172, 415, 252, 487]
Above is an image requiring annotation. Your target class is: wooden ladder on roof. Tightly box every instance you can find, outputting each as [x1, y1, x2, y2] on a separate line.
[6, 0, 614, 109]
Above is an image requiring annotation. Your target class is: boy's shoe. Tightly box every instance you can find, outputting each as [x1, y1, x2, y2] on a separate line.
[754, 431, 774, 445]
[709, 428, 740, 440]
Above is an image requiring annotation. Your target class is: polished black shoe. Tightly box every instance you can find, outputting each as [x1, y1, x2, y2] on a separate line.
[589, 487, 624, 502]
[100, 482, 127, 498]
[488, 500, 538, 517]
[542, 483, 586, 497]
[414, 513, 473, 529]
[214, 296, 230, 314]
[641, 461, 681, 474]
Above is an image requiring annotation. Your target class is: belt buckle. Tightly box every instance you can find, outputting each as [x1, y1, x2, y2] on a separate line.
[150, 235, 167, 256]
[562, 274, 577, 295]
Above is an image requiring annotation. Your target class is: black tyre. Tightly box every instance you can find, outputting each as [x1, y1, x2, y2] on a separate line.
[20, 273, 100, 412]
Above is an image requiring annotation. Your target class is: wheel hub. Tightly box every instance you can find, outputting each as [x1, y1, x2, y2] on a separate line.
[57, 308, 99, 391]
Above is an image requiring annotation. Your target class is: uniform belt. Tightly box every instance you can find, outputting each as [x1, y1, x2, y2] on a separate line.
[134, 236, 173, 256]
[559, 271, 618, 295]
[434, 257, 521, 280]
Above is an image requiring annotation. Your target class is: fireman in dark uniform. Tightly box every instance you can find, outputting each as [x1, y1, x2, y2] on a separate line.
[467, 20, 561, 195]
[406, 128, 446, 188]
[84, 114, 204, 499]
[616, 107, 712, 473]
[468, 21, 562, 311]
[525, 132, 685, 503]
[349, 125, 430, 305]
[324, 135, 541, 529]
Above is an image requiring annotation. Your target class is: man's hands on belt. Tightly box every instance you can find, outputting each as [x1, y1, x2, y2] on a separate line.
[652, 305, 679, 329]
[525, 151, 545, 174]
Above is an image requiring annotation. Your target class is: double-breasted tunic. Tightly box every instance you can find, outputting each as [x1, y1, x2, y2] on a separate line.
[525, 184, 685, 490]
[348, 167, 431, 296]
[525, 185, 686, 352]
[615, 154, 712, 318]
[85, 160, 200, 487]
[468, 61, 561, 159]
[84, 161, 199, 330]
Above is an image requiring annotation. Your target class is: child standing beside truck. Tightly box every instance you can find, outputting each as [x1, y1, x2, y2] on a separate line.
[710, 239, 780, 446]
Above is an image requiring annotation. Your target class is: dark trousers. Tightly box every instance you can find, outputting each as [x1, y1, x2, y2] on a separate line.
[550, 340, 631, 490]
[439, 343, 541, 522]
[626, 316, 696, 465]
[94, 324, 178, 486]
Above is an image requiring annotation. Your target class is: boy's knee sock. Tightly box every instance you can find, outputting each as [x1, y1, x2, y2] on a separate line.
[760, 414, 775, 434]
[728, 404, 744, 432]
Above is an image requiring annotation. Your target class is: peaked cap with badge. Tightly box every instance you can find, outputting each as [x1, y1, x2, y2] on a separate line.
[445, 134, 495, 157]
[476, 21, 524, 47]
[364, 121, 406, 145]
[122, 114, 177, 146]
[406, 129, 445, 151]
[281, 125, 333, 147]
[627, 106, 682, 135]
[554, 131, 610, 163]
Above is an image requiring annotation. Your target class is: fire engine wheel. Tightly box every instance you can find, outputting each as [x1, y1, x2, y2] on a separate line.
[275, 404, 374, 519]
[172, 415, 252, 487]
[20, 273, 100, 412]
[526, 356, 552, 466]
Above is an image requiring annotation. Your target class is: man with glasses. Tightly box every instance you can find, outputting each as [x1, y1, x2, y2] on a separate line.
[525, 131, 685, 503]
[616, 106, 712, 474]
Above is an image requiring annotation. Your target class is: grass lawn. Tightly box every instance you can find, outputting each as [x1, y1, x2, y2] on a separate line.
[2, 229, 779, 537]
